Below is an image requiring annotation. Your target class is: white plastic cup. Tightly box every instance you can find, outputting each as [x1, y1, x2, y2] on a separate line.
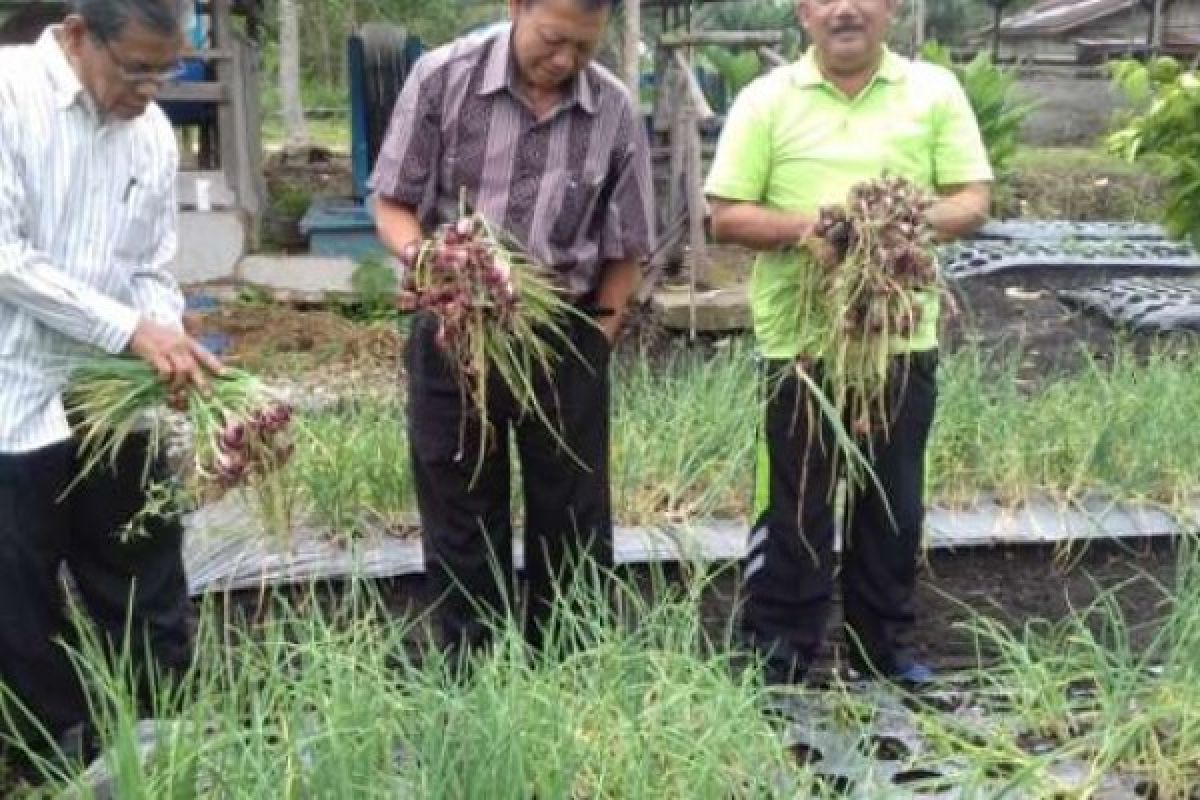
[195, 178, 212, 212]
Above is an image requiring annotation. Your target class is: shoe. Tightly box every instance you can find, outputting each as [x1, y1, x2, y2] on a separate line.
[732, 627, 811, 689]
[843, 654, 936, 689]
[762, 656, 808, 689]
[890, 660, 935, 687]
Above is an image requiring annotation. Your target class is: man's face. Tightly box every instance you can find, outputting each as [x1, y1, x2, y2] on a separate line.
[61, 14, 183, 120]
[797, 0, 898, 76]
[508, 0, 609, 92]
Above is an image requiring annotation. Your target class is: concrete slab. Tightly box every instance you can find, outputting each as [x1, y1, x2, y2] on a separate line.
[235, 254, 357, 300]
[171, 210, 245, 285]
[652, 285, 750, 332]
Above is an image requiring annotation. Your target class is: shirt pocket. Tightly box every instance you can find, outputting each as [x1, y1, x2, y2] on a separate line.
[112, 178, 168, 265]
[546, 167, 607, 248]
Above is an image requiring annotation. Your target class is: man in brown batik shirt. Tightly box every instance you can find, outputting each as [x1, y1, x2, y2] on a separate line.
[370, 0, 655, 657]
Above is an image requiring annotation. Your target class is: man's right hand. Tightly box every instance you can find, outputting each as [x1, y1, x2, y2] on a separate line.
[128, 318, 225, 396]
[803, 235, 841, 271]
[394, 290, 418, 312]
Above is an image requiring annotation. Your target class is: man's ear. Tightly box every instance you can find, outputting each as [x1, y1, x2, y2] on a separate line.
[60, 14, 88, 58]
[795, 0, 812, 34]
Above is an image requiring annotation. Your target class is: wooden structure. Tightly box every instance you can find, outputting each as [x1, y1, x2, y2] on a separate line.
[0, 0, 266, 244]
[649, 26, 784, 337]
[977, 0, 1200, 62]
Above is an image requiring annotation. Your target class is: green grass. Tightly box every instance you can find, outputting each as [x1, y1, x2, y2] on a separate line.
[283, 342, 1200, 539]
[290, 397, 415, 536]
[930, 345, 1200, 507]
[260, 115, 351, 154]
[997, 146, 1166, 221]
[12, 570, 818, 799]
[912, 538, 1200, 797]
[1009, 146, 1148, 176]
[19, 545, 1200, 797]
[610, 342, 758, 526]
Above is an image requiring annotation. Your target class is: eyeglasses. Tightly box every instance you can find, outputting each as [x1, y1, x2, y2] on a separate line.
[93, 34, 187, 85]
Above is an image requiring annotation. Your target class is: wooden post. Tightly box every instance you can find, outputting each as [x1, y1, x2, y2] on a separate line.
[231, 32, 265, 245]
[213, 0, 236, 207]
[672, 49, 714, 120]
[912, 0, 926, 55]
[758, 46, 788, 68]
[659, 31, 784, 48]
[652, 41, 670, 135]
[666, 65, 687, 266]
[623, 0, 641, 101]
[684, 100, 707, 342]
[1150, 0, 1166, 54]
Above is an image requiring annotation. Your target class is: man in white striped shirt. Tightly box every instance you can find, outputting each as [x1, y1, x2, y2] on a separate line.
[0, 0, 221, 768]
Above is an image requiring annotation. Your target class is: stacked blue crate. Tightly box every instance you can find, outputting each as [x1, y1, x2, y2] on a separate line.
[300, 25, 423, 259]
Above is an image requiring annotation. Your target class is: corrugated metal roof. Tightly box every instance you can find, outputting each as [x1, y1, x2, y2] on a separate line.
[999, 0, 1140, 36]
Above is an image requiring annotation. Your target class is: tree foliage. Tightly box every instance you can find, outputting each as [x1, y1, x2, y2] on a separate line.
[921, 41, 1036, 179]
[260, 0, 505, 112]
[1109, 57, 1200, 247]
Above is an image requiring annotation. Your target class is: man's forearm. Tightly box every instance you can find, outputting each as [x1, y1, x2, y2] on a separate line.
[709, 201, 815, 252]
[0, 243, 139, 353]
[597, 258, 638, 313]
[374, 196, 424, 257]
[928, 183, 991, 241]
[595, 258, 639, 340]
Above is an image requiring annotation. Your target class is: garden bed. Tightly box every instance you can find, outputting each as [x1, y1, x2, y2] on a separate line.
[20, 258, 1196, 797]
[173, 259, 1200, 673]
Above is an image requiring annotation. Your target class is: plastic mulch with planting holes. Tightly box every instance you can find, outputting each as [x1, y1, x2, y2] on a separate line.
[1057, 277, 1200, 334]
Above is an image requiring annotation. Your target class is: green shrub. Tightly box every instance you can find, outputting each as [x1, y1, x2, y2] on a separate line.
[920, 42, 1036, 180]
[1108, 58, 1200, 246]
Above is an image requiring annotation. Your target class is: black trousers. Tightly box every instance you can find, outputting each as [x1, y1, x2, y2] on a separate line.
[406, 311, 613, 654]
[739, 351, 938, 678]
[0, 433, 191, 748]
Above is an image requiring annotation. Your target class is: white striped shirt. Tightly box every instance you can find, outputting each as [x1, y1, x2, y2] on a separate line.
[0, 27, 183, 454]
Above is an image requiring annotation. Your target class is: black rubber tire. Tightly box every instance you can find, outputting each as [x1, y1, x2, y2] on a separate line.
[358, 23, 417, 169]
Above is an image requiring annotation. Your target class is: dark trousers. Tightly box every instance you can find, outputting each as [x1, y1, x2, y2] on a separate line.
[406, 311, 613, 654]
[739, 351, 938, 678]
[0, 433, 191, 750]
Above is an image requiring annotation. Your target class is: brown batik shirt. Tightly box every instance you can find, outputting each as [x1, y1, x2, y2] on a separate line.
[368, 27, 656, 297]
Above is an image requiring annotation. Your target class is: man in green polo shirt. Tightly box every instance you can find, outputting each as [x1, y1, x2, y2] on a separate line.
[705, 0, 992, 686]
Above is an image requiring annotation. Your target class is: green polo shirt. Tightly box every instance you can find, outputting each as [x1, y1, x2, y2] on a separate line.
[705, 48, 993, 359]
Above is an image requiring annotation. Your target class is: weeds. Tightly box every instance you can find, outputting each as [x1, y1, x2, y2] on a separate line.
[279, 342, 1200, 538]
[16, 569, 813, 799]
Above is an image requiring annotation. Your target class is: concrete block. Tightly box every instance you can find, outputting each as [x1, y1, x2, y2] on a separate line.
[236, 254, 358, 301]
[171, 210, 245, 284]
[653, 285, 750, 332]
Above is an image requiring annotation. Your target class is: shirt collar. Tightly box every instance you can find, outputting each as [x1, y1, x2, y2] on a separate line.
[37, 26, 91, 112]
[791, 45, 906, 90]
[477, 27, 597, 116]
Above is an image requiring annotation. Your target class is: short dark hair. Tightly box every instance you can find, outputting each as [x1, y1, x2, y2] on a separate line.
[69, 0, 182, 43]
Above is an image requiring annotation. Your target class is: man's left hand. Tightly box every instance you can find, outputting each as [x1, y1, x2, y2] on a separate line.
[598, 314, 622, 345]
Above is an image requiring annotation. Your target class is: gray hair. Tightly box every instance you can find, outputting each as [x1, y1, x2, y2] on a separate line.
[69, 0, 182, 43]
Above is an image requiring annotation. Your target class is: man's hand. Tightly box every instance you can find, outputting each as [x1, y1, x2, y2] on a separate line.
[598, 313, 622, 345]
[394, 290, 419, 312]
[803, 235, 841, 270]
[128, 318, 225, 398]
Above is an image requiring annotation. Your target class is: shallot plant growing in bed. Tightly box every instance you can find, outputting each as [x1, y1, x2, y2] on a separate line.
[67, 357, 300, 536]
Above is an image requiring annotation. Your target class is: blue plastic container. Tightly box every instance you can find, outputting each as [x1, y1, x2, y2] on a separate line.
[183, 293, 231, 355]
[299, 196, 387, 261]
